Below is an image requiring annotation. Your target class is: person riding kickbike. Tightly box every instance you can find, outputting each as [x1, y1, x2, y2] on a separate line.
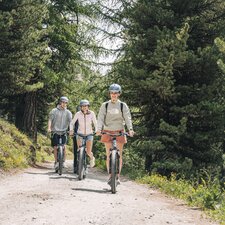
[96, 84, 134, 184]
[69, 99, 97, 168]
[48, 96, 72, 170]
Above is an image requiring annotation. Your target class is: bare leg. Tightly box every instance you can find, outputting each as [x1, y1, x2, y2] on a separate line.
[105, 142, 112, 174]
[63, 146, 66, 161]
[76, 139, 81, 151]
[53, 146, 57, 162]
[117, 142, 124, 177]
[86, 140, 94, 159]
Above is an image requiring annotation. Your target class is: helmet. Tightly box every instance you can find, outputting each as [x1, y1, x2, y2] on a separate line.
[80, 99, 90, 106]
[60, 96, 69, 103]
[109, 83, 121, 93]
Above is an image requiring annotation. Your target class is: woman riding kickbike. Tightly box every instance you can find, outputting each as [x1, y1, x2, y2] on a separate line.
[96, 84, 134, 185]
[70, 99, 97, 168]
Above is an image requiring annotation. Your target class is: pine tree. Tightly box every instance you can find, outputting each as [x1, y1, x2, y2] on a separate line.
[0, 0, 50, 141]
[110, 0, 225, 176]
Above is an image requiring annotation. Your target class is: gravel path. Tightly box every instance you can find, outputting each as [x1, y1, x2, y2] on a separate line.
[0, 161, 220, 225]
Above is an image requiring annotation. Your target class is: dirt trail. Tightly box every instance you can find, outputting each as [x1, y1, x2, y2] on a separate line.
[0, 161, 220, 225]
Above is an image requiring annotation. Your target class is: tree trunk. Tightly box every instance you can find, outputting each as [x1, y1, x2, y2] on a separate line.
[22, 92, 37, 143]
[145, 154, 153, 172]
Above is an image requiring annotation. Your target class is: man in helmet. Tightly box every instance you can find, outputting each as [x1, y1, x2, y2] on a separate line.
[96, 84, 134, 184]
[69, 99, 97, 168]
[48, 96, 72, 169]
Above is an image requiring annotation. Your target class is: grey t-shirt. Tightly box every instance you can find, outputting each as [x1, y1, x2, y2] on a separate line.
[49, 105, 72, 134]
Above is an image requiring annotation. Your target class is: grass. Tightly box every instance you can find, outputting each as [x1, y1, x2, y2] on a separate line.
[138, 173, 225, 224]
[0, 118, 34, 169]
[0, 118, 74, 170]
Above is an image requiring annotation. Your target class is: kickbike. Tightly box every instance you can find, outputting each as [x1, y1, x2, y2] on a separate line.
[101, 131, 129, 194]
[52, 132, 67, 175]
[75, 133, 95, 180]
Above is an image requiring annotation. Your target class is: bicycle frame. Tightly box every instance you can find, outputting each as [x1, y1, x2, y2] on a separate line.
[52, 132, 67, 175]
[101, 131, 129, 193]
[76, 133, 94, 180]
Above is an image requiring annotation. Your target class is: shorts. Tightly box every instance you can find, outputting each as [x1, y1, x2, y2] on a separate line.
[76, 134, 94, 142]
[51, 133, 67, 147]
[100, 130, 127, 144]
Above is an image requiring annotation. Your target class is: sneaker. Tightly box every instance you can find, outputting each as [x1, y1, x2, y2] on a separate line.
[54, 162, 59, 170]
[107, 177, 112, 185]
[62, 162, 67, 168]
[90, 156, 95, 168]
[116, 177, 121, 185]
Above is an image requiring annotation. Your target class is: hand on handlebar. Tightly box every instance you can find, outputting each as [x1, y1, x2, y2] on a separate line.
[129, 130, 135, 137]
[69, 130, 74, 136]
[95, 131, 102, 136]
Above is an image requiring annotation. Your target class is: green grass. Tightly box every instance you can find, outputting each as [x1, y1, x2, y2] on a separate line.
[0, 118, 75, 170]
[138, 173, 225, 224]
[0, 118, 34, 169]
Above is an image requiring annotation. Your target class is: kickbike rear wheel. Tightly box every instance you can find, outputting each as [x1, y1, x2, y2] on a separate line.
[111, 150, 117, 194]
[58, 146, 63, 175]
[78, 147, 85, 180]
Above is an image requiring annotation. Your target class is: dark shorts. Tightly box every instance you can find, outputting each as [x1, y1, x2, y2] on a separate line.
[51, 133, 67, 147]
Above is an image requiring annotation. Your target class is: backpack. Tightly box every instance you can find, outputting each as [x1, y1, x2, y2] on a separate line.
[105, 101, 124, 118]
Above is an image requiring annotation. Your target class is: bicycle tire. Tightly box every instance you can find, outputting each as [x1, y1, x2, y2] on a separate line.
[78, 147, 85, 180]
[111, 150, 117, 194]
[58, 146, 63, 175]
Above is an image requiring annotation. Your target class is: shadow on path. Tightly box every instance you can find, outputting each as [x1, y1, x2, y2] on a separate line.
[72, 187, 111, 194]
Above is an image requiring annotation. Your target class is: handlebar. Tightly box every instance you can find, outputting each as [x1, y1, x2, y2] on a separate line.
[75, 133, 95, 138]
[51, 131, 68, 136]
[101, 131, 130, 137]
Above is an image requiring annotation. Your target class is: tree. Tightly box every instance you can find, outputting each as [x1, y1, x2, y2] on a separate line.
[0, 0, 50, 141]
[109, 0, 225, 176]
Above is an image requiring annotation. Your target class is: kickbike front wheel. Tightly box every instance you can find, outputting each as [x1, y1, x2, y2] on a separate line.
[78, 147, 85, 180]
[58, 146, 63, 175]
[111, 150, 117, 194]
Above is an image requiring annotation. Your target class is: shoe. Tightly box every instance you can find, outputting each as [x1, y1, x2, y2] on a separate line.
[90, 156, 95, 168]
[62, 162, 67, 168]
[116, 177, 121, 185]
[107, 177, 112, 185]
[54, 162, 59, 170]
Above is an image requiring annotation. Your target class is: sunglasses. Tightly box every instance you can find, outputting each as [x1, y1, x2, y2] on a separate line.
[81, 105, 88, 107]
[61, 101, 68, 104]
[110, 92, 119, 95]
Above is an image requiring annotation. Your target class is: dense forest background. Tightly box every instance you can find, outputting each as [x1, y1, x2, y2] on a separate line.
[0, 0, 225, 184]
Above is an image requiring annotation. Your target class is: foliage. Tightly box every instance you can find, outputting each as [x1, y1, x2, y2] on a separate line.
[139, 173, 225, 224]
[0, 118, 33, 169]
[106, 0, 225, 178]
[0, 0, 50, 96]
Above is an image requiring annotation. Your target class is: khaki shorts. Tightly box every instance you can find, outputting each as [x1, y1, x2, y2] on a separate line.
[100, 130, 127, 144]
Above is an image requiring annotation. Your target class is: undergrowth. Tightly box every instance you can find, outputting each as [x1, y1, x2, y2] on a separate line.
[139, 173, 225, 224]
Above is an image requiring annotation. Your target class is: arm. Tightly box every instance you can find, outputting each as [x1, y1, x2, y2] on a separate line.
[47, 109, 54, 132]
[69, 113, 78, 133]
[92, 111, 97, 133]
[97, 103, 106, 133]
[47, 119, 52, 133]
[123, 103, 134, 136]
[96, 103, 107, 135]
